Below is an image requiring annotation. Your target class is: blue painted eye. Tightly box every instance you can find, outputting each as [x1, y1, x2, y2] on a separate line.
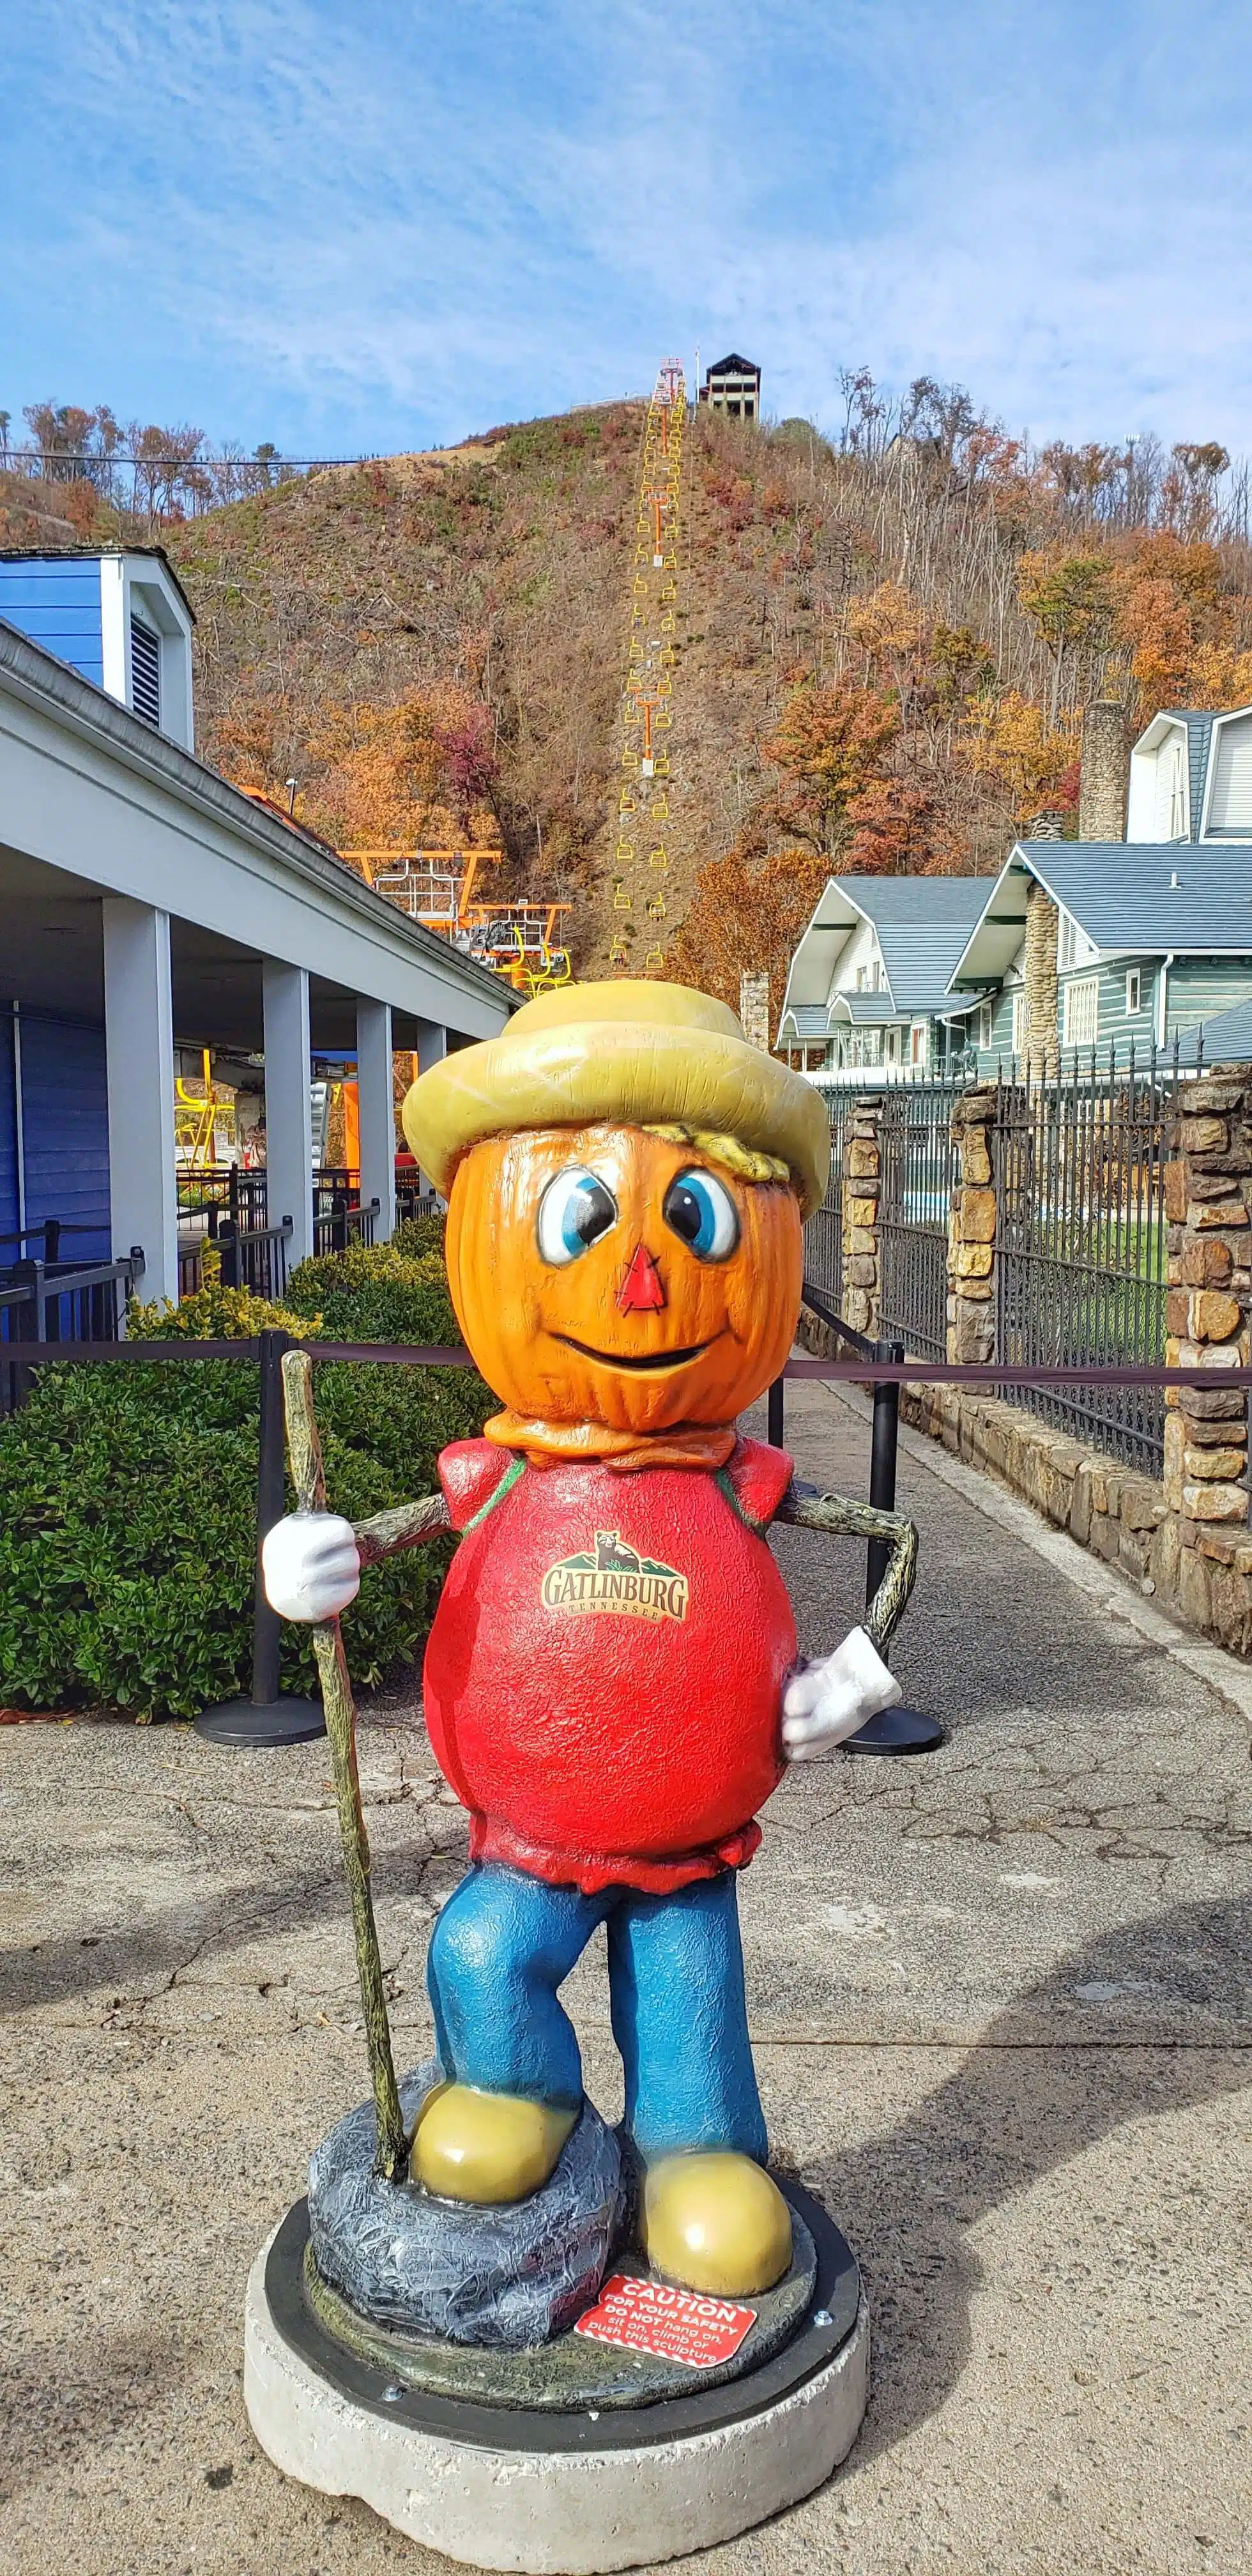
[537, 1167, 619, 1265]
[662, 1168, 740, 1261]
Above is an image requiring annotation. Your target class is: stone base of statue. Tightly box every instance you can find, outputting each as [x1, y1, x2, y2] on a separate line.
[244, 2092, 868, 2574]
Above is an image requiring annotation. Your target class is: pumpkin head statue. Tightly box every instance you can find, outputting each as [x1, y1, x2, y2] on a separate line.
[264, 979, 909, 2326]
[404, 981, 829, 1468]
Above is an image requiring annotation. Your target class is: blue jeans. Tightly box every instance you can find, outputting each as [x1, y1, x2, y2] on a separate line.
[426, 1862, 768, 2164]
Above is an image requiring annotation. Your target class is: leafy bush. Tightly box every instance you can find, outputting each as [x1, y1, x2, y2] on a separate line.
[286, 1241, 459, 1346]
[0, 1242, 491, 1720]
[127, 1275, 319, 1340]
[391, 1208, 447, 1261]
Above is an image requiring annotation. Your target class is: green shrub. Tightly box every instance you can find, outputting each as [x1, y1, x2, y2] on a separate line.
[286, 1241, 460, 1346]
[392, 1208, 447, 1261]
[0, 1239, 492, 1720]
[127, 1276, 319, 1340]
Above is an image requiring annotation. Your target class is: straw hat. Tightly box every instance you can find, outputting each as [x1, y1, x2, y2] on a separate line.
[402, 981, 831, 1218]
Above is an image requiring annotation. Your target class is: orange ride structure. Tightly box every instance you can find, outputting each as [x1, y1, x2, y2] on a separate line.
[609, 361, 687, 975]
[342, 848, 572, 997]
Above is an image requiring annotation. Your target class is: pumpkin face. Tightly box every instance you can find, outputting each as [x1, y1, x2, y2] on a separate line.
[445, 1123, 802, 1432]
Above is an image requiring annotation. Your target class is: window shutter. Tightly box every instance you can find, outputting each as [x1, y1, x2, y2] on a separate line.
[130, 617, 161, 728]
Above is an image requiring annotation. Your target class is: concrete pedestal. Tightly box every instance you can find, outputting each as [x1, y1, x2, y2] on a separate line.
[244, 2186, 869, 2574]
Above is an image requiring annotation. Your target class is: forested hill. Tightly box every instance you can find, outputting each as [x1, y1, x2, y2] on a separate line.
[8, 387, 1252, 1015]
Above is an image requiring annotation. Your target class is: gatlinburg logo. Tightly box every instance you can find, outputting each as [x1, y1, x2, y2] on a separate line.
[541, 1530, 689, 1623]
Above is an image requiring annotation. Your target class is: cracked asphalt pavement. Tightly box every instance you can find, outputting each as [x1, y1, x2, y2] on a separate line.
[2, 1376, 1249, 2575]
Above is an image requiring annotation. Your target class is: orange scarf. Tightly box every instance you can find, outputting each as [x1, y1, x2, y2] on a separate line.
[484, 1409, 737, 1473]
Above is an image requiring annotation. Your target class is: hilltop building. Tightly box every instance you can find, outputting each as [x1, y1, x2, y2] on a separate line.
[698, 356, 761, 421]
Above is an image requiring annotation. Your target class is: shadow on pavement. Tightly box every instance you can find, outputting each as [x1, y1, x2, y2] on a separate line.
[802, 1891, 1251, 2463]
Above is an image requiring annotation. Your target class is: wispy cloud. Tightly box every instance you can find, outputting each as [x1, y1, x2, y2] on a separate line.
[4, 0, 1251, 450]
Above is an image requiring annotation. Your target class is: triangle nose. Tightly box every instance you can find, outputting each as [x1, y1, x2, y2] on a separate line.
[618, 1244, 666, 1312]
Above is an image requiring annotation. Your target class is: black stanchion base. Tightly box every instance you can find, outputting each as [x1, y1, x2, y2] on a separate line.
[844, 1705, 944, 1757]
[195, 1696, 325, 1748]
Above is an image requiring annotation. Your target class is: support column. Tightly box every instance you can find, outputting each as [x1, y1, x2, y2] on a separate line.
[356, 999, 395, 1242]
[102, 897, 178, 1305]
[947, 1086, 998, 1362]
[413, 1020, 447, 1199]
[841, 1095, 881, 1338]
[263, 962, 314, 1271]
[1162, 1068, 1251, 1632]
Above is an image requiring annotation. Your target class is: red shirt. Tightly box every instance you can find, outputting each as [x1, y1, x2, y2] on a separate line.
[422, 1439, 797, 1894]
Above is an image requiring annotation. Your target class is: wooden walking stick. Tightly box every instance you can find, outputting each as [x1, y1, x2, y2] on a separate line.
[280, 1345, 408, 2182]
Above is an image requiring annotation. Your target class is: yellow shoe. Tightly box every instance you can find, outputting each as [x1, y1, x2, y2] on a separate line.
[639, 2151, 793, 2296]
[410, 2082, 577, 2205]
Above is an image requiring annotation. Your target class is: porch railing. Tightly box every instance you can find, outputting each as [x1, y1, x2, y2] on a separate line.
[0, 1246, 145, 1414]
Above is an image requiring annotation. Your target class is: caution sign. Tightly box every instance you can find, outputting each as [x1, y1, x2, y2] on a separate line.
[573, 2274, 756, 2369]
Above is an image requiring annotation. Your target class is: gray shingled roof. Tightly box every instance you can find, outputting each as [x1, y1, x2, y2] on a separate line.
[828, 875, 993, 1011]
[780, 1002, 830, 1038]
[830, 992, 899, 1025]
[1016, 843, 1252, 952]
[1175, 999, 1252, 1066]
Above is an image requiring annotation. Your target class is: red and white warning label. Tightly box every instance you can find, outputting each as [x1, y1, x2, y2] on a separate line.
[574, 2274, 757, 2369]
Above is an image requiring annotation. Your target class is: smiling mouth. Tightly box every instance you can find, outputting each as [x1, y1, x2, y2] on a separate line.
[553, 1333, 718, 1372]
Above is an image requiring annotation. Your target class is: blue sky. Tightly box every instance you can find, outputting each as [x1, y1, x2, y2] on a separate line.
[4, 1, 1251, 458]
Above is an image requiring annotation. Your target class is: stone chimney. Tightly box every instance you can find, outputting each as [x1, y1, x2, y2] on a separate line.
[739, 970, 770, 1052]
[1078, 702, 1129, 841]
[1023, 879, 1059, 1077]
[1025, 810, 1066, 840]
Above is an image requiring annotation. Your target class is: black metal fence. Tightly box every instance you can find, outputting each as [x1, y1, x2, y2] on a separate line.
[803, 1091, 847, 1300]
[878, 1084, 963, 1361]
[0, 1248, 145, 1414]
[994, 1050, 1183, 1471]
[804, 1044, 1199, 1475]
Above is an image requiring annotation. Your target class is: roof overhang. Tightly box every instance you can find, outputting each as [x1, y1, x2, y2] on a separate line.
[946, 850, 1032, 988]
[777, 877, 885, 1021]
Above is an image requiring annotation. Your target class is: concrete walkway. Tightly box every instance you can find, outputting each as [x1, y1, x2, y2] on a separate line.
[2, 1374, 1249, 2575]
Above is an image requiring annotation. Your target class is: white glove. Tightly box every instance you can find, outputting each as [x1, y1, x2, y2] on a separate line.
[782, 1626, 901, 1760]
[262, 1512, 361, 1622]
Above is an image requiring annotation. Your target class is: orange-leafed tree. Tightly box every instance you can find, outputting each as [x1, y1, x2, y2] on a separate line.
[763, 678, 901, 852]
[961, 689, 1080, 821]
[673, 841, 828, 1029]
[842, 777, 968, 875]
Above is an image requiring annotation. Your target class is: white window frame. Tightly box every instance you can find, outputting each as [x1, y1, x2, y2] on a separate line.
[1011, 990, 1027, 1055]
[1063, 974, 1100, 1049]
[1125, 967, 1142, 1016]
[977, 1002, 993, 1050]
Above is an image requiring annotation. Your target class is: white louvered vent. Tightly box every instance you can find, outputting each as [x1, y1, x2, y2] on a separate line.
[1154, 739, 1187, 838]
[1207, 716, 1252, 835]
[130, 617, 161, 728]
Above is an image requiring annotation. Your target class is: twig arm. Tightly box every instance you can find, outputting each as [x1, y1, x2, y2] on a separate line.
[352, 1491, 452, 1567]
[280, 1347, 408, 2182]
[774, 1485, 917, 1653]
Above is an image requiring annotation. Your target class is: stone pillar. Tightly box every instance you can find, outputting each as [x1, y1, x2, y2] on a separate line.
[842, 1096, 881, 1337]
[1023, 880, 1059, 1078]
[356, 998, 396, 1242]
[262, 960, 314, 1269]
[1078, 702, 1129, 842]
[102, 897, 179, 1305]
[738, 971, 770, 1053]
[947, 1086, 998, 1362]
[1163, 1070, 1251, 1584]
